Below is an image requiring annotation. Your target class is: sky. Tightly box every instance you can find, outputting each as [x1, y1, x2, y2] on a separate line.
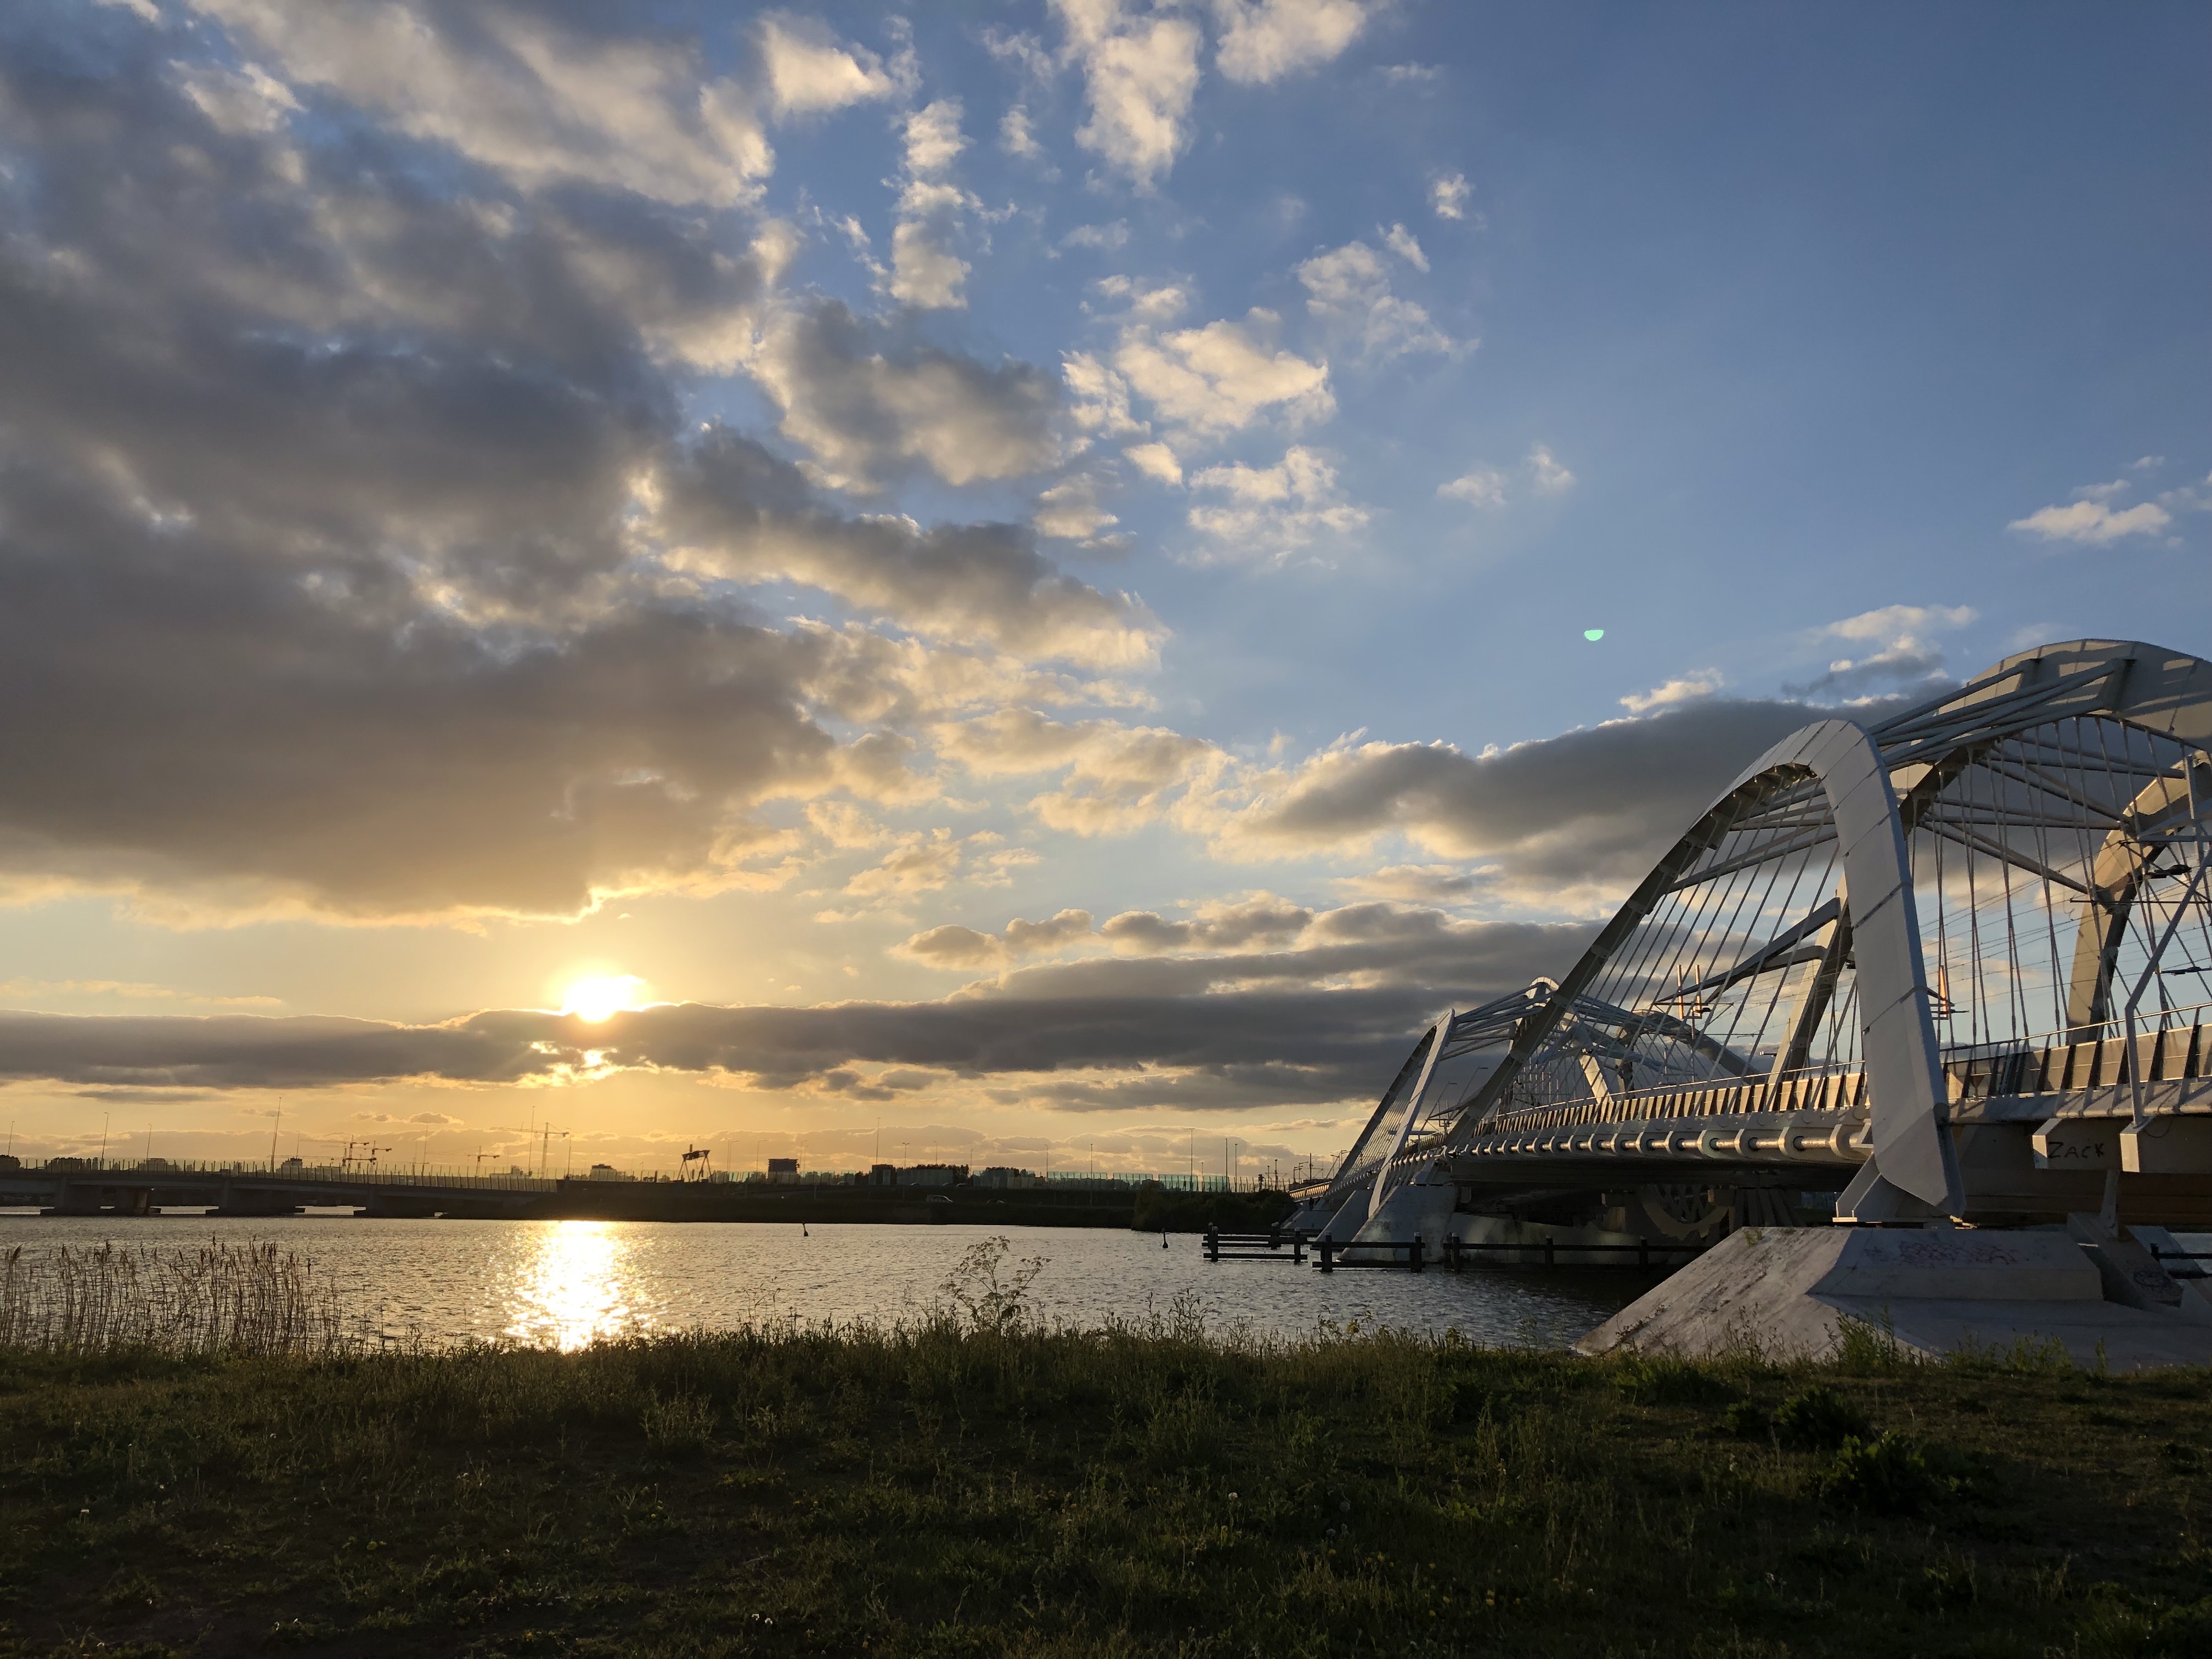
[0, 0, 2205, 1180]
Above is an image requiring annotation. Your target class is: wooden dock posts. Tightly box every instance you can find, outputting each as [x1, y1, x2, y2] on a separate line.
[1201, 1226, 1307, 1263]
[1284, 1233, 1711, 1273]
[1312, 1235, 1424, 1273]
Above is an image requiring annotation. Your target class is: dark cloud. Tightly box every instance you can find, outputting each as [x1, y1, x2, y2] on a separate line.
[0, 914, 1582, 1103]
[0, 8, 1142, 918]
[1218, 699, 1917, 892]
[898, 909, 1097, 967]
[898, 924, 1006, 968]
[1100, 894, 1311, 953]
[188, 0, 776, 210]
[657, 430, 1155, 665]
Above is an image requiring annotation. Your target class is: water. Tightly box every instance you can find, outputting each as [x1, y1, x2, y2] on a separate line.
[0, 1214, 1658, 1351]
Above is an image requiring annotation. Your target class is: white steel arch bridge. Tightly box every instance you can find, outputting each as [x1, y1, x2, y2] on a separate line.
[1304, 639, 2212, 1254]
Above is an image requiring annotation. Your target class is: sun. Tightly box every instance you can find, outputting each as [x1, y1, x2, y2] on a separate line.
[559, 974, 648, 1023]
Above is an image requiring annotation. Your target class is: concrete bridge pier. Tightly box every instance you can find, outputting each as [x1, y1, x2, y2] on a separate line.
[1577, 1223, 2212, 1370]
[212, 1182, 304, 1217]
[355, 1194, 438, 1218]
[46, 1181, 108, 1216]
[43, 1182, 158, 1216]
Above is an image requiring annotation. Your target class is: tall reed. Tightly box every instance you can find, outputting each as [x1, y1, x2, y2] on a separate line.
[0, 1239, 363, 1356]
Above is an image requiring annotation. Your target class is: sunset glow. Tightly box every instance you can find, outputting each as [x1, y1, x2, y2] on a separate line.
[560, 976, 648, 1024]
[0, 1, 2197, 1184]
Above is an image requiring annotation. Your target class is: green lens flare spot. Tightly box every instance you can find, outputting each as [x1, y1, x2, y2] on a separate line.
[1583, 629, 1605, 641]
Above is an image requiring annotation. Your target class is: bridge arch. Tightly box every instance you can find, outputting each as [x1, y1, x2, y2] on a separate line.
[1318, 640, 2212, 1236]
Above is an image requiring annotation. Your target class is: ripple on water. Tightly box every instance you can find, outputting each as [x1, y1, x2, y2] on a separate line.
[0, 1215, 1667, 1350]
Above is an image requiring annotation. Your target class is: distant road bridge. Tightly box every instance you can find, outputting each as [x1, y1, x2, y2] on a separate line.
[0, 1158, 555, 1218]
[1306, 639, 2212, 1251]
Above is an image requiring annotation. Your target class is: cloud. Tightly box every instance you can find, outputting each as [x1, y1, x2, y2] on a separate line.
[1101, 893, 1311, 953]
[2008, 496, 2174, 546]
[1052, 0, 1203, 187]
[896, 924, 1006, 968]
[1005, 909, 1098, 955]
[1781, 605, 1974, 699]
[1430, 172, 1470, 219]
[1819, 603, 1977, 645]
[888, 99, 974, 309]
[984, 27, 1058, 86]
[1381, 223, 1429, 271]
[1295, 239, 1452, 360]
[1033, 472, 1120, 541]
[1333, 865, 1480, 903]
[1619, 669, 1724, 714]
[1000, 104, 1045, 159]
[1124, 441, 1184, 486]
[1380, 64, 1442, 84]
[1202, 699, 1837, 901]
[1213, 0, 1369, 84]
[2130, 455, 2166, 471]
[899, 907, 1097, 968]
[190, 0, 774, 208]
[1186, 447, 1369, 561]
[935, 708, 1226, 836]
[1089, 274, 1189, 321]
[1437, 466, 1508, 507]
[1060, 221, 1131, 252]
[1438, 445, 1572, 507]
[1062, 352, 1146, 441]
[901, 95, 968, 176]
[1113, 312, 1334, 438]
[0, 978, 283, 1009]
[845, 830, 1025, 899]
[657, 429, 1159, 667]
[0, 911, 1582, 1104]
[757, 15, 899, 116]
[2155, 473, 2212, 516]
[172, 59, 301, 136]
[0, 19, 1154, 921]
[744, 302, 1063, 491]
[1527, 443, 1576, 495]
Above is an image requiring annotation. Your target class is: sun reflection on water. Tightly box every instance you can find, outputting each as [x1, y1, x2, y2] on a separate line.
[505, 1221, 642, 1350]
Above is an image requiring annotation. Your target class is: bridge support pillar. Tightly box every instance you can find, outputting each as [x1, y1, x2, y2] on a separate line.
[213, 1183, 303, 1217]
[1579, 1225, 2212, 1370]
[46, 1182, 106, 1216]
[356, 1194, 438, 1218]
[1352, 1178, 1457, 1263]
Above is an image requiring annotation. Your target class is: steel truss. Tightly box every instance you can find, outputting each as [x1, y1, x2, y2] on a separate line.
[1317, 640, 2212, 1237]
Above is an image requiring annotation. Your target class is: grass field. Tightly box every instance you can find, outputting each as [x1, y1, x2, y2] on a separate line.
[1, 1240, 2209, 1657]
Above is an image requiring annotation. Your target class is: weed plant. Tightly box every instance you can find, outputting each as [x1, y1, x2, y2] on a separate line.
[0, 1239, 2208, 1656]
[0, 1241, 361, 1357]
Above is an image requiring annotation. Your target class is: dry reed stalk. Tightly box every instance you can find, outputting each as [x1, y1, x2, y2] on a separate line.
[0, 1239, 366, 1356]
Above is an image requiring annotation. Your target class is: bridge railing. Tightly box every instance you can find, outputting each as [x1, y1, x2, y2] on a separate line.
[1454, 1005, 2211, 1140]
[7, 1157, 558, 1193]
[1470, 1069, 1870, 1138]
[1937, 1004, 2209, 1102]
